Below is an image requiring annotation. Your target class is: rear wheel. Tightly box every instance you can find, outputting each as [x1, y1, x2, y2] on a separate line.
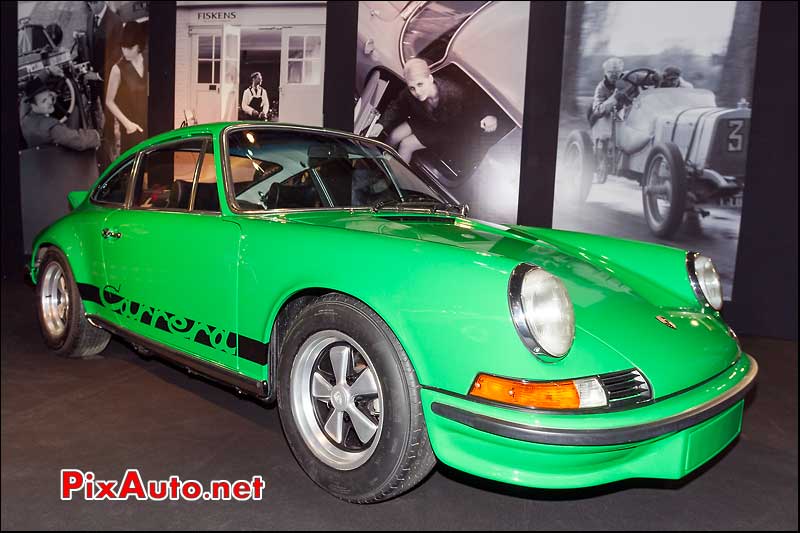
[36, 248, 111, 358]
[563, 130, 594, 203]
[277, 293, 436, 503]
[642, 142, 688, 238]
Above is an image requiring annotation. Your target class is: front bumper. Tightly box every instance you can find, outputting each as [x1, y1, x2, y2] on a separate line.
[422, 353, 757, 489]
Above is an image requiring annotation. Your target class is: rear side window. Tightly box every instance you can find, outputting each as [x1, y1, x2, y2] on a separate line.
[91, 158, 135, 205]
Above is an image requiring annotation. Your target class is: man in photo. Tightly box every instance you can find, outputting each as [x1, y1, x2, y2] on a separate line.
[241, 72, 269, 120]
[367, 58, 497, 164]
[659, 65, 694, 88]
[87, 1, 123, 83]
[590, 57, 626, 126]
[86, 0, 123, 167]
[20, 76, 101, 152]
[588, 57, 630, 181]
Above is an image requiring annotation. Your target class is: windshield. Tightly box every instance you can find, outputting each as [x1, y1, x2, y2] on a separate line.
[225, 128, 452, 211]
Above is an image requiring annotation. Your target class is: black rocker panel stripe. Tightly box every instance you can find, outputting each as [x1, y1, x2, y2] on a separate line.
[237, 336, 269, 366]
[78, 283, 268, 365]
[78, 283, 103, 305]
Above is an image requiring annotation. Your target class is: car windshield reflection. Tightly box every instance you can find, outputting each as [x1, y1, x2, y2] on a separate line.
[225, 128, 451, 212]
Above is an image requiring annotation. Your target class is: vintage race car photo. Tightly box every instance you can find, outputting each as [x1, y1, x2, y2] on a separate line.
[29, 121, 757, 503]
[354, 0, 526, 223]
[563, 67, 751, 238]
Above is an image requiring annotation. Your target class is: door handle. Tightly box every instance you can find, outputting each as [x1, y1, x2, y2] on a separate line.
[102, 228, 122, 239]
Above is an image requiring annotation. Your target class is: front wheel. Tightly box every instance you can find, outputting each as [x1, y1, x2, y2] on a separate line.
[642, 142, 688, 238]
[277, 293, 436, 503]
[36, 248, 111, 358]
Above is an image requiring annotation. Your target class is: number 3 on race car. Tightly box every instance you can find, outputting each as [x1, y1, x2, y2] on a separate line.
[727, 119, 745, 152]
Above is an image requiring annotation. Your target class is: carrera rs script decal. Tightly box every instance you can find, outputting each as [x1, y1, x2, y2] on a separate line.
[99, 284, 237, 355]
[77, 283, 269, 365]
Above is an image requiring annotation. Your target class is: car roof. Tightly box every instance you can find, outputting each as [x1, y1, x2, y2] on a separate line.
[112, 122, 396, 175]
[117, 122, 364, 159]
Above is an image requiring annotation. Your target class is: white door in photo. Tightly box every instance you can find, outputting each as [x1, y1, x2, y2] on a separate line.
[220, 25, 241, 122]
[191, 32, 222, 124]
[279, 27, 326, 126]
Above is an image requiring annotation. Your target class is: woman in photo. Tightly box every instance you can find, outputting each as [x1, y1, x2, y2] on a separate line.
[105, 21, 148, 154]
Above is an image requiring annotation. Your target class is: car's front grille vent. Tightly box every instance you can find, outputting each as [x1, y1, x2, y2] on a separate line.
[598, 369, 652, 408]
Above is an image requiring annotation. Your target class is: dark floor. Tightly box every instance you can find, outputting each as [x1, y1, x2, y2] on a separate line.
[2, 278, 797, 531]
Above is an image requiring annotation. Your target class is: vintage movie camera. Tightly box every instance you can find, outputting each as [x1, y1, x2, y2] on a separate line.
[18, 21, 103, 134]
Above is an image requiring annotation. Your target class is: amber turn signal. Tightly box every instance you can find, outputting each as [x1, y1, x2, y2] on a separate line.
[469, 374, 581, 409]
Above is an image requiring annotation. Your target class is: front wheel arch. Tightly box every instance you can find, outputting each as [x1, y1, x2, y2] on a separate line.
[266, 289, 424, 401]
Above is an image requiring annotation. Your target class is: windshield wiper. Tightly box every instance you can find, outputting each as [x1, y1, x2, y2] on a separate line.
[372, 197, 469, 217]
[371, 198, 405, 212]
[431, 201, 469, 217]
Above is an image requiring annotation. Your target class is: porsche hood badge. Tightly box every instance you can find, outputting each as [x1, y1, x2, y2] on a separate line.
[656, 316, 677, 329]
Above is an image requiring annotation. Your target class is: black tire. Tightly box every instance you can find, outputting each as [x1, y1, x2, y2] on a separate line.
[642, 142, 688, 238]
[563, 130, 594, 203]
[35, 248, 111, 358]
[277, 293, 436, 503]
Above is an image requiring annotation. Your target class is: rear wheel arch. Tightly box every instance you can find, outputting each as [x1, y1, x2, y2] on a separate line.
[33, 243, 58, 281]
[33, 243, 80, 285]
[33, 240, 94, 288]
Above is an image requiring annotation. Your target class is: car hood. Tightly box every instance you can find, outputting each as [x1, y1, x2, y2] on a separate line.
[274, 210, 740, 397]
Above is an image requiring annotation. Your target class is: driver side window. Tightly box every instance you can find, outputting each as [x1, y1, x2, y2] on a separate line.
[91, 158, 135, 205]
[131, 139, 211, 211]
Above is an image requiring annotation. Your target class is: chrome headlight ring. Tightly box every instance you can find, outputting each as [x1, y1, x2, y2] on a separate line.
[508, 263, 576, 361]
[687, 251, 724, 311]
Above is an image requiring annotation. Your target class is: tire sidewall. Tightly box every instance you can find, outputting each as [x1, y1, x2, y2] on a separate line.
[36, 248, 82, 355]
[277, 297, 416, 501]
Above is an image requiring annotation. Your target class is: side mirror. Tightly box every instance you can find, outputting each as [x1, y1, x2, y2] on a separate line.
[68, 190, 89, 210]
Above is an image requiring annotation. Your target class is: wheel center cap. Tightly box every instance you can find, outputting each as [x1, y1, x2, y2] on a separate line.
[331, 385, 351, 411]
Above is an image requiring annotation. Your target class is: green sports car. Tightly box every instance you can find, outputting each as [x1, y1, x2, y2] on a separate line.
[29, 122, 757, 503]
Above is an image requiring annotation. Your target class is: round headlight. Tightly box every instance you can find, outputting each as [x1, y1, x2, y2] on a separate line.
[689, 253, 723, 310]
[509, 264, 575, 358]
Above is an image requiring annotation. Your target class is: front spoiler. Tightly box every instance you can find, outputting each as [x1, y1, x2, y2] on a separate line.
[431, 354, 757, 446]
